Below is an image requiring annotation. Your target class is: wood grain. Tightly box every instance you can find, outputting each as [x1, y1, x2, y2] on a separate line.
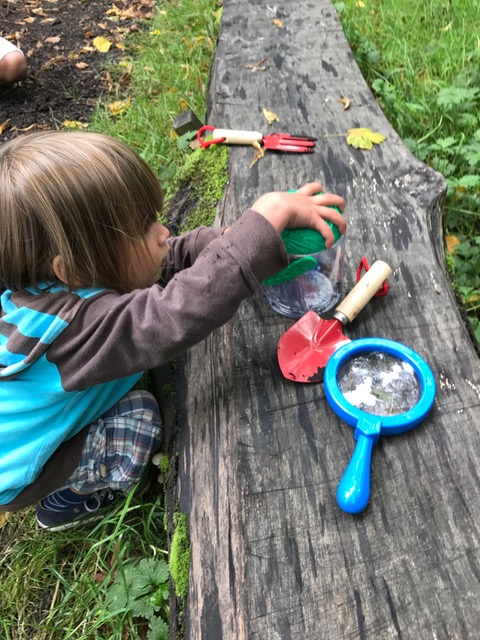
[170, 1, 480, 638]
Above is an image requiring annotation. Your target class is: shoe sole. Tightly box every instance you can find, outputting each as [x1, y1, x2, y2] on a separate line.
[36, 512, 106, 532]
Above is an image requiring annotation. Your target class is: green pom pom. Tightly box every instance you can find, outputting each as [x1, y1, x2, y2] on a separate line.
[262, 190, 343, 286]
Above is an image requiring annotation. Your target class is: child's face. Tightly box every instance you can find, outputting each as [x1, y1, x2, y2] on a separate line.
[129, 221, 171, 288]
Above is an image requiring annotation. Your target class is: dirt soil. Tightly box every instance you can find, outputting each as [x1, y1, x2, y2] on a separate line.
[0, 0, 153, 142]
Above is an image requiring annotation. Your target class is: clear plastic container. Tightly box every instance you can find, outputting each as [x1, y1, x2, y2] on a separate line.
[261, 235, 346, 318]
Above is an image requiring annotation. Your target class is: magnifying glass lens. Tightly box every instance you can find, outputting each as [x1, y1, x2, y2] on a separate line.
[337, 351, 421, 416]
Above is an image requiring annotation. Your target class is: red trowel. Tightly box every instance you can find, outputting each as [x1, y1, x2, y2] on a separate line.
[277, 260, 392, 383]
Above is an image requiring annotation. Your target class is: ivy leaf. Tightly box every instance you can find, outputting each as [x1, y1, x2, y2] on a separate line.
[347, 127, 386, 150]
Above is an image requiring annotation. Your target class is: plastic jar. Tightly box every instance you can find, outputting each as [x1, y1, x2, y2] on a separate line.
[261, 234, 346, 318]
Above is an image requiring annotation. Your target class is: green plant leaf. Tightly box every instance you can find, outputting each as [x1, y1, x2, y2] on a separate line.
[458, 174, 480, 189]
[436, 86, 479, 110]
[147, 618, 169, 640]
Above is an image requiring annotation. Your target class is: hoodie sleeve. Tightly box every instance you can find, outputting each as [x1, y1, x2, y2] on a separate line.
[48, 209, 287, 390]
[160, 226, 224, 282]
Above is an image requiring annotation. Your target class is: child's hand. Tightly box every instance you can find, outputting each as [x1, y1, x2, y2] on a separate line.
[252, 182, 346, 249]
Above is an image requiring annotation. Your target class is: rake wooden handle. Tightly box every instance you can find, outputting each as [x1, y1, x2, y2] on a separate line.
[212, 128, 263, 144]
[334, 260, 392, 323]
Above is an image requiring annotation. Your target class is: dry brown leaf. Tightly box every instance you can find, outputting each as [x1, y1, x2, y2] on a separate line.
[24, 16, 36, 23]
[45, 36, 61, 44]
[262, 107, 280, 124]
[250, 141, 265, 167]
[31, 7, 48, 16]
[0, 512, 9, 529]
[75, 61, 89, 69]
[446, 235, 461, 254]
[37, 55, 65, 73]
[337, 97, 351, 110]
[0, 120, 10, 135]
[246, 57, 268, 72]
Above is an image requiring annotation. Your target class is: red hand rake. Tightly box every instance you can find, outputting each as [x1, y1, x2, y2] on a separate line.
[197, 125, 316, 153]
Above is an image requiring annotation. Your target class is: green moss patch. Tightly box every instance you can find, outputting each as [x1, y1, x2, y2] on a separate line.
[170, 511, 191, 599]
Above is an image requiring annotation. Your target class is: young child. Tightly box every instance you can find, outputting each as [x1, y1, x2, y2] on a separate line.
[0, 36, 27, 84]
[0, 131, 346, 531]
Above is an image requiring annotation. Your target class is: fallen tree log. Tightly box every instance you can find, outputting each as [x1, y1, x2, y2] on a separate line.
[167, 1, 480, 638]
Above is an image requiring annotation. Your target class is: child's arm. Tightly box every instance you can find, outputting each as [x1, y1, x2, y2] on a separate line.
[161, 182, 345, 282]
[48, 183, 345, 388]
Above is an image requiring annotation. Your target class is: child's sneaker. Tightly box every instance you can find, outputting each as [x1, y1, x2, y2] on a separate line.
[35, 489, 123, 531]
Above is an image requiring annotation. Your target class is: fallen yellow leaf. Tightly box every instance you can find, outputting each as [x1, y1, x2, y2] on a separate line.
[337, 97, 350, 110]
[445, 234, 461, 254]
[107, 97, 131, 115]
[346, 127, 386, 150]
[262, 108, 280, 124]
[272, 19, 285, 28]
[118, 60, 133, 73]
[0, 511, 9, 529]
[93, 36, 112, 53]
[62, 120, 89, 129]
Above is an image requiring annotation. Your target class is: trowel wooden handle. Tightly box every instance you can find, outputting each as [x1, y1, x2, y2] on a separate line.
[213, 129, 263, 145]
[335, 260, 392, 323]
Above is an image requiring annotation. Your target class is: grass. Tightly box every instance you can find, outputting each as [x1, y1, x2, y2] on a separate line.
[0, 488, 168, 640]
[90, 0, 223, 187]
[0, 1, 221, 638]
[335, 0, 480, 343]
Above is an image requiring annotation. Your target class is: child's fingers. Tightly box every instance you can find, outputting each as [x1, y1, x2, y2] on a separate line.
[315, 205, 347, 234]
[312, 218, 336, 249]
[296, 181, 324, 196]
[312, 191, 346, 213]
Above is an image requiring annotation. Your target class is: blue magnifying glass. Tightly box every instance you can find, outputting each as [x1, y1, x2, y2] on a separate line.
[324, 338, 436, 514]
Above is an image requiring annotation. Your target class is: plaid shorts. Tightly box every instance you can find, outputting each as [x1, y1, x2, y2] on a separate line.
[58, 390, 163, 493]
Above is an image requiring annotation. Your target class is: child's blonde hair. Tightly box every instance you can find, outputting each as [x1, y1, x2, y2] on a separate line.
[0, 131, 163, 293]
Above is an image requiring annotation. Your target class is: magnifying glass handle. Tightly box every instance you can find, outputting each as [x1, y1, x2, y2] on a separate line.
[337, 420, 381, 514]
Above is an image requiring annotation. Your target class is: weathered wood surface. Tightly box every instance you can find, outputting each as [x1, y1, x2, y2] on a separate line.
[171, 1, 480, 638]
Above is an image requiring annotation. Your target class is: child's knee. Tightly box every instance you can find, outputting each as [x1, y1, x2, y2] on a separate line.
[0, 52, 27, 84]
